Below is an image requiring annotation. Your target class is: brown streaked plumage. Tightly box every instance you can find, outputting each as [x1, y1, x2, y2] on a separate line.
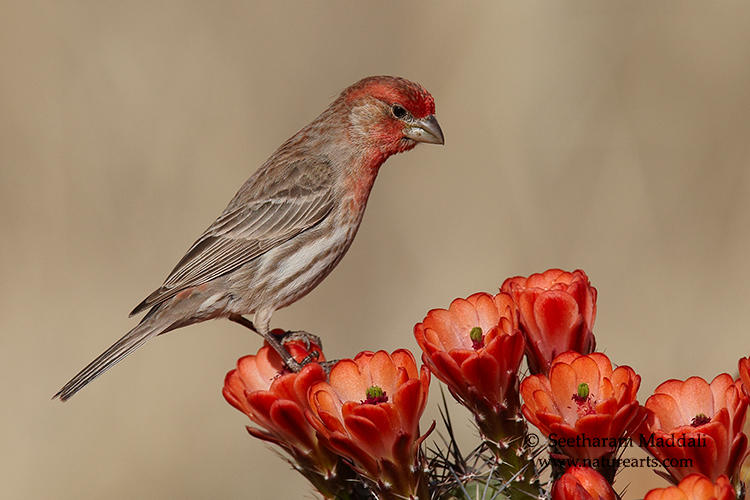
[55, 76, 444, 401]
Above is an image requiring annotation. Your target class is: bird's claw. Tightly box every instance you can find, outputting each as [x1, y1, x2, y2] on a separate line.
[268, 330, 323, 373]
[284, 355, 337, 375]
[280, 330, 323, 352]
[282, 350, 320, 372]
[319, 360, 338, 375]
[298, 350, 321, 366]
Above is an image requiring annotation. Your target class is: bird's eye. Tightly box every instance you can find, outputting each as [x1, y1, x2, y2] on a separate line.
[391, 104, 407, 119]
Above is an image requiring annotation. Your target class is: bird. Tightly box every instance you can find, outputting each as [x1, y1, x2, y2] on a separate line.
[54, 75, 444, 401]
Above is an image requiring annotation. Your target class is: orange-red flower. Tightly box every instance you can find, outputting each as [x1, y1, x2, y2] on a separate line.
[551, 467, 616, 500]
[223, 337, 337, 478]
[521, 352, 644, 460]
[414, 292, 525, 423]
[501, 268, 597, 374]
[739, 356, 750, 399]
[306, 350, 430, 499]
[644, 474, 736, 500]
[640, 374, 748, 482]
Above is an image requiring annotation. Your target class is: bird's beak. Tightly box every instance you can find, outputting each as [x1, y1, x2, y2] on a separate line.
[404, 115, 444, 145]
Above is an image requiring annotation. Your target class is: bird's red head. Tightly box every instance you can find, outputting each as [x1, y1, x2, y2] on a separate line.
[338, 76, 444, 157]
[344, 76, 436, 119]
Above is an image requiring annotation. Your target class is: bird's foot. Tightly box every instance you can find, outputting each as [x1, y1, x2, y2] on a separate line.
[266, 329, 324, 373]
[282, 330, 321, 371]
[283, 355, 337, 374]
[278, 330, 323, 352]
[229, 316, 324, 372]
[318, 360, 338, 375]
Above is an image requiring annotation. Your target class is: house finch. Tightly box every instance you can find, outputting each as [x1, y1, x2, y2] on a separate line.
[54, 76, 443, 401]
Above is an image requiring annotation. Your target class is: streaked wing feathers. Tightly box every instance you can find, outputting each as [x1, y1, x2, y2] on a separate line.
[130, 157, 335, 316]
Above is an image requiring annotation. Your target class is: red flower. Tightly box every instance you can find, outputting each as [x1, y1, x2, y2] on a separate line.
[414, 292, 541, 495]
[739, 356, 750, 400]
[414, 292, 525, 423]
[644, 474, 736, 500]
[223, 337, 337, 480]
[551, 467, 616, 500]
[640, 374, 748, 482]
[307, 350, 430, 499]
[521, 352, 644, 460]
[501, 268, 597, 374]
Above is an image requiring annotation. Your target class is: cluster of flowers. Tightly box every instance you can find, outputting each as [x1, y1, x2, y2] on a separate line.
[222, 268, 750, 499]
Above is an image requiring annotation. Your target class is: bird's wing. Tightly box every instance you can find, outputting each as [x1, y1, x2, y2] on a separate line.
[130, 156, 335, 316]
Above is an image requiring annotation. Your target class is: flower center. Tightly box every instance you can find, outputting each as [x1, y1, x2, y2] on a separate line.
[469, 326, 484, 350]
[363, 385, 388, 405]
[577, 383, 589, 399]
[572, 382, 595, 416]
[691, 413, 711, 427]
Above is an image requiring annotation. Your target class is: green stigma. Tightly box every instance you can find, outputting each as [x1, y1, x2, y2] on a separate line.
[366, 386, 385, 400]
[577, 383, 590, 399]
[469, 327, 483, 342]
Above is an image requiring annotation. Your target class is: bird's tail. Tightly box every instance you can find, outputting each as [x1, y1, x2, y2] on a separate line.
[54, 318, 164, 402]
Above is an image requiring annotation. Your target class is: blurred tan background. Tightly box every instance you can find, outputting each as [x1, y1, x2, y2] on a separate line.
[2, 1, 750, 498]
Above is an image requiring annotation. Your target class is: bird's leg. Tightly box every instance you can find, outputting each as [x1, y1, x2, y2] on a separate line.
[228, 315, 321, 372]
[277, 330, 322, 368]
[229, 314, 302, 371]
[267, 334, 306, 372]
[281, 330, 338, 374]
[228, 314, 259, 334]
